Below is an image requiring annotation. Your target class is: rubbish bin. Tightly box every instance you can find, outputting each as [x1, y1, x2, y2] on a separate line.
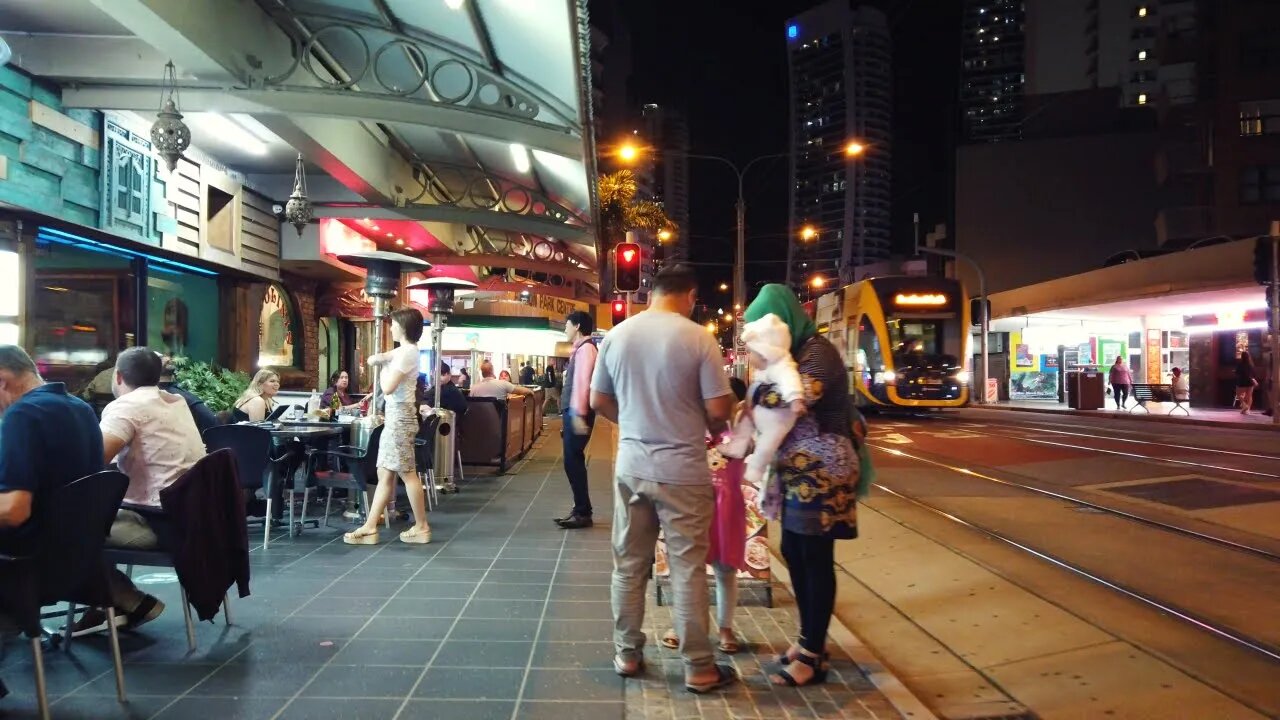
[432, 408, 458, 491]
[1079, 369, 1106, 409]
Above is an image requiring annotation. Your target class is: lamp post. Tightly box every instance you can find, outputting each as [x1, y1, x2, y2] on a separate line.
[915, 246, 989, 404]
[616, 140, 866, 376]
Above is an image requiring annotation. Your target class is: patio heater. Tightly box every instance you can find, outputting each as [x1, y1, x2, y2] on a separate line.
[337, 251, 432, 437]
[408, 276, 477, 493]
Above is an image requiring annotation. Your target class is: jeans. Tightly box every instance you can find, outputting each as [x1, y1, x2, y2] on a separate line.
[1112, 383, 1130, 407]
[562, 418, 594, 517]
[611, 473, 715, 673]
[713, 562, 738, 630]
[780, 529, 836, 655]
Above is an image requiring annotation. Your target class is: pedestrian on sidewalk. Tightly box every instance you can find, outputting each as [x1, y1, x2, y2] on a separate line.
[1109, 357, 1132, 410]
[555, 311, 598, 530]
[661, 376, 750, 656]
[1235, 351, 1259, 415]
[590, 264, 739, 694]
[743, 284, 859, 689]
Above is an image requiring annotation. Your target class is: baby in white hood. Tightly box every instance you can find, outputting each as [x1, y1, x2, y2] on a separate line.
[722, 313, 806, 487]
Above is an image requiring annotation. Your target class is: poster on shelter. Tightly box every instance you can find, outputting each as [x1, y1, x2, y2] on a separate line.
[1015, 344, 1034, 368]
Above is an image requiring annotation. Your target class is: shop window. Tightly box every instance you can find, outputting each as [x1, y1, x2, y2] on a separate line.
[112, 146, 146, 227]
[0, 248, 18, 345]
[258, 283, 300, 369]
[147, 268, 218, 363]
[1240, 99, 1280, 137]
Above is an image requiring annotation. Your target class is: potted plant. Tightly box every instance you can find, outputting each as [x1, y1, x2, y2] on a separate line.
[170, 357, 250, 412]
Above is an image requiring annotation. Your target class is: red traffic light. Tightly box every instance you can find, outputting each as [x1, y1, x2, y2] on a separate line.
[612, 300, 625, 312]
[614, 242, 642, 292]
[610, 298, 627, 325]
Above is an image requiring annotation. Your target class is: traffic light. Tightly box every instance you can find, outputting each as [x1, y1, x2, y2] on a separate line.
[970, 298, 991, 325]
[614, 242, 641, 292]
[610, 299, 627, 326]
[1255, 237, 1274, 286]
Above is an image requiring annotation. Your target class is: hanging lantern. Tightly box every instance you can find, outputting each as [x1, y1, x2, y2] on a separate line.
[150, 61, 190, 172]
[285, 153, 313, 236]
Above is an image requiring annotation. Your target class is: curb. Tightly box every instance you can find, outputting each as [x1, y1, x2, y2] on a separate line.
[769, 553, 938, 720]
[965, 402, 1280, 432]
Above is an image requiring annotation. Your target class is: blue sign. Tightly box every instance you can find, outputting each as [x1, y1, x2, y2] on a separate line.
[787, 24, 798, 39]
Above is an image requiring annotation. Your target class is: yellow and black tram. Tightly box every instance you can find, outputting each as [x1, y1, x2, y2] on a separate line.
[813, 276, 971, 409]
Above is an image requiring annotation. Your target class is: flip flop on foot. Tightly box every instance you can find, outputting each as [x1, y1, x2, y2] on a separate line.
[686, 664, 738, 694]
[343, 527, 380, 545]
[613, 654, 645, 677]
[718, 630, 741, 654]
[661, 629, 679, 650]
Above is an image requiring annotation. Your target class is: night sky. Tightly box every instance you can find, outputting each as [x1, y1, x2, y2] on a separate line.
[600, 0, 962, 300]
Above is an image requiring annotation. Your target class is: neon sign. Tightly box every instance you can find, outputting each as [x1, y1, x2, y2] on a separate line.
[894, 293, 948, 307]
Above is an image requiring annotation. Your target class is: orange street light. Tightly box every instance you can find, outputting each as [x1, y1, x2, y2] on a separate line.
[800, 225, 817, 241]
[706, 321, 717, 333]
[845, 141, 866, 157]
[657, 229, 672, 242]
[810, 276, 826, 289]
[618, 143, 641, 162]
[719, 282, 729, 291]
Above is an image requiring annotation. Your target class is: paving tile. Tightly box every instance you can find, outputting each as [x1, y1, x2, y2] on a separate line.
[188, 661, 322, 697]
[542, 618, 616, 642]
[396, 581, 479, 599]
[358, 616, 455, 640]
[75, 662, 219, 696]
[523, 668, 624, 702]
[531, 641, 616, 669]
[331, 639, 440, 666]
[276, 698, 403, 719]
[301, 664, 421, 698]
[378, 597, 467, 618]
[413, 667, 525, 699]
[154, 696, 289, 719]
[516, 700, 627, 720]
[486, 569, 557, 585]
[299, 596, 386, 616]
[433, 640, 534, 669]
[450, 618, 541, 642]
[549, 584, 612, 602]
[47, 694, 174, 719]
[400, 699, 517, 719]
[544, 600, 614, 620]
[324, 580, 406, 598]
[463, 599, 547, 620]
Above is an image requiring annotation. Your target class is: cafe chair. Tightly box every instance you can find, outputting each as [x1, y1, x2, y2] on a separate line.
[204, 424, 290, 550]
[414, 413, 441, 510]
[0, 470, 131, 719]
[306, 425, 389, 529]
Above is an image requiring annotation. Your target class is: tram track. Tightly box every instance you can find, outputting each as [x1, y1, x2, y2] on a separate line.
[861, 443, 1280, 716]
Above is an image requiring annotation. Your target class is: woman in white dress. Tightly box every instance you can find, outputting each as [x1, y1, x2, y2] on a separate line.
[344, 308, 432, 545]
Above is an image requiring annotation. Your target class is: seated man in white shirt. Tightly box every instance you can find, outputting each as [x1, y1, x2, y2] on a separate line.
[1171, 366, 1190, 402]
[468, 361, 535, 400]
[73, 347, 207, 636]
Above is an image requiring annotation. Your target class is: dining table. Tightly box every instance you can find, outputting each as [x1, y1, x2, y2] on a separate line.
[267, 422, 349, 536]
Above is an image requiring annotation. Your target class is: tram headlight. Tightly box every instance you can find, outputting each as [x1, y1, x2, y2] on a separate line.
[874, 370, 896, 384]
[955, 370, 970, 384]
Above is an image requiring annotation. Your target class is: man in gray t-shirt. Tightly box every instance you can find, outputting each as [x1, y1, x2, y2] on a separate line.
[590, 265, 737, 693]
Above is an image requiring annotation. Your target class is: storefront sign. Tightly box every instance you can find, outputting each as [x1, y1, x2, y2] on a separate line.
[534, 294, 588, 323]
[1146, 329, 1162, 383]
[1015, 343, 1034, 367]
[259, 283, 298, 368]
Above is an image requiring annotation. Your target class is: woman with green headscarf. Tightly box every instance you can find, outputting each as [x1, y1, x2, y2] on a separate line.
[743, 283, 858, 688]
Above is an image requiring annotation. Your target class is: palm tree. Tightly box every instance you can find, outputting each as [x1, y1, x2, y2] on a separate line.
[598, 169, 676, 245]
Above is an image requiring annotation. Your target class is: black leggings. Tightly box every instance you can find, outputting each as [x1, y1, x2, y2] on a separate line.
[780, 529, 837, 655]
[1113, 384, 1130, 406]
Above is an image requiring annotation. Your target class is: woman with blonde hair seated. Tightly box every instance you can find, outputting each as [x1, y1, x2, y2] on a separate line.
[234, 369, 280, 422]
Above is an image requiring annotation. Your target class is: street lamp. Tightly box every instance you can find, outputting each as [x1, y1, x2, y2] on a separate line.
[719, 282, 729, 292]
[845, 141, 866, 157]
[800, 225, 817, 241]
[810, 276, 826, 289]
[657, 229, 672, 242]
[617, 143, 640, 163]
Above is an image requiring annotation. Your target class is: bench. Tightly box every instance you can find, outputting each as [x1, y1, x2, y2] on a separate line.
[1130, 383, 1189, 415]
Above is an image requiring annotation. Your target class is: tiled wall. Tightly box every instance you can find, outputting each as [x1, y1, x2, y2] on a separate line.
[0, 66, 102, 226]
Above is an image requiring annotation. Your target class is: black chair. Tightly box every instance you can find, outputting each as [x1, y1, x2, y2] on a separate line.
[0, 471, 131, 718]
[203, 424, 290, 550]
[100, 452, 240, 653]
[306, 425, 387, 528]
[415, 413, 441, 510]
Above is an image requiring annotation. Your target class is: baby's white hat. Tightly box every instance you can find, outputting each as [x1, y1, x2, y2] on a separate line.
[741, 314, 792, 362]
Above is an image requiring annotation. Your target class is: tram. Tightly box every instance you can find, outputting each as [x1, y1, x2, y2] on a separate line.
[813, 276, 971, 409]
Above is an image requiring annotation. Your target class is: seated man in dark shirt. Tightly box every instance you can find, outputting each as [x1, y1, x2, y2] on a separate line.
[158, 356, 219, 437]
[0, 345, 104, 556]
[420, 362, 469, 420]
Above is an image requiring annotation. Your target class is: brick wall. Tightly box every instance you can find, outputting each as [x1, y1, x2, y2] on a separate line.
[282, 273, 320, 391]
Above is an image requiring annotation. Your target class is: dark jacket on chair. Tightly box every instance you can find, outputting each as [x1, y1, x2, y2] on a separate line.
[158, 449, 251, 621]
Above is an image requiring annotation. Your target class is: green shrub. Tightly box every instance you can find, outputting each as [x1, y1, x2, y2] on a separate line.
[171, 357, 250, 412]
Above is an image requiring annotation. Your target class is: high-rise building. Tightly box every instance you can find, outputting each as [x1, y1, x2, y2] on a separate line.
[960, 0, 1026, 143]
[638, 104, 691, 262]
[785, 1, 892, 287]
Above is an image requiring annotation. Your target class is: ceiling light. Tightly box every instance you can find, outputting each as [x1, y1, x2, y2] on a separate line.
[445, 0, 464, 8]
[203, 113, 267, 156]
[510, 143, 530, 173]
[228, 114, 279, 145]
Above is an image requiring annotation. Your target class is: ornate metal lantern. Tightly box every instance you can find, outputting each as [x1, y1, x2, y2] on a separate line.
[284, 153, 313, 236]
[150, 61, 190, 172]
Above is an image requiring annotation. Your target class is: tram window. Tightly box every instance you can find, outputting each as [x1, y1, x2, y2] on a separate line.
[888, 320, 943, 359]
[856, 315, 883, 386]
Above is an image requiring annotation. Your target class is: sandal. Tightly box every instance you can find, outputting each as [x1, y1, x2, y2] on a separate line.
[613, 654, 645, 678]
[343, 527, 380, 545]
[686, 664, 739, 694]
[660, 629, 679, 650]
[718, 632, 741, 654]
[770, 649, 828, 687]
[399, 527, 432, 544]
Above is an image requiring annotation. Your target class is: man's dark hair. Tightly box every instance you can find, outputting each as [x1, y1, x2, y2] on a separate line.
[439, 362, 451, 377]
[566, 310, 594, 335]
[653, 264, 698, 296]
[729, 377, 747, 403]
[0, 345, 39, 377]
[390, 308, 425, 343]
[116, 347, 163, 388]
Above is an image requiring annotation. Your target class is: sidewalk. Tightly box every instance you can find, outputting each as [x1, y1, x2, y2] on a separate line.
[0, 422, 907, 720]
[973, 398, 1280, 430]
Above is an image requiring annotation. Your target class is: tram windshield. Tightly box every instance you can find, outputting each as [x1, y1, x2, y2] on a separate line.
[887, 319, 953, 366]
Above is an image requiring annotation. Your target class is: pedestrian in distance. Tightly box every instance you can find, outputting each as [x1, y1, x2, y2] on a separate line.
[1235, 351, 1258, 415]
[1109, 357, 1133, 410]
[555, 310, 598, 530]
[590, 264, 739, 694]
